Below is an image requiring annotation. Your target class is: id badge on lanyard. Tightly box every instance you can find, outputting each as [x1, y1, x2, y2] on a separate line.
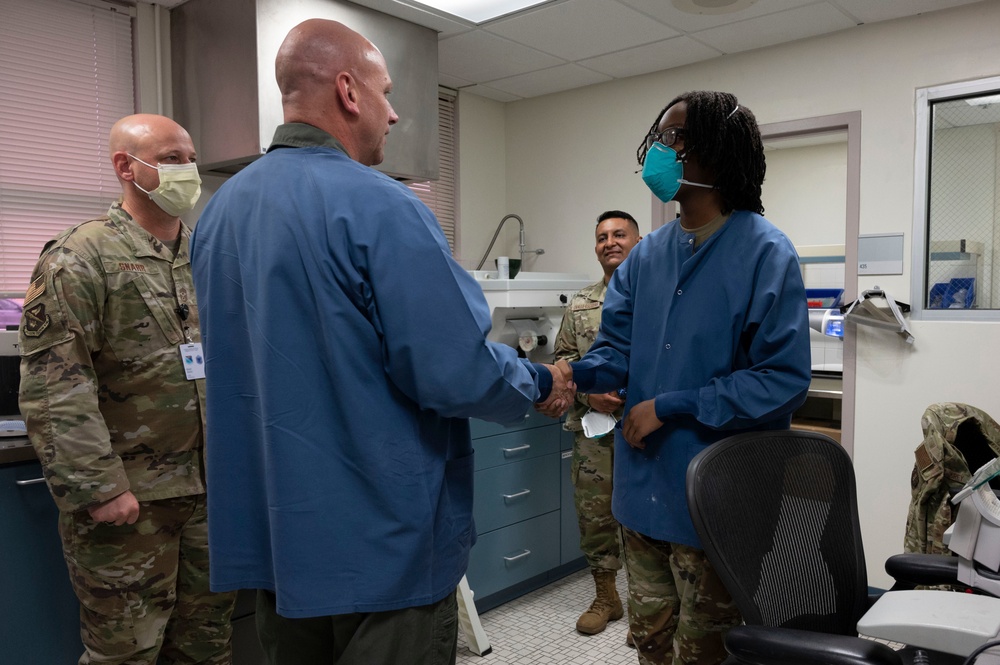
[179, 343, 206, 380]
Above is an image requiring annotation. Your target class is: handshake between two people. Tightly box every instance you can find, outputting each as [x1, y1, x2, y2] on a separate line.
[535, 359, 575, 418]
[532, 360, 663, 450]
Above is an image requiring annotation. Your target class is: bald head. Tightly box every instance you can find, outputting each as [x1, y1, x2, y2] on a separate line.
[277, 20, 368, 98]
[274, 19, 398, 165]
[109, 114, 192, 161]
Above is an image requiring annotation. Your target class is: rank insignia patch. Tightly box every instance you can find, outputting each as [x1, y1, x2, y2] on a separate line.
[23, 303, 50, 337]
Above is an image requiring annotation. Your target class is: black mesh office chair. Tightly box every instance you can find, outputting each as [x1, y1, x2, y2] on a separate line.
[686, 429, 964, 665]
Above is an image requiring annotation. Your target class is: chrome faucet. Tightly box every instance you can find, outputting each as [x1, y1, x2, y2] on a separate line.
[475, 213, 545, 270]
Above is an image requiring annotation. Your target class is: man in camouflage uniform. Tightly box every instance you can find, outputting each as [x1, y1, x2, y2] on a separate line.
[18, 114, 236, 665]
[554, 210, 640, 638]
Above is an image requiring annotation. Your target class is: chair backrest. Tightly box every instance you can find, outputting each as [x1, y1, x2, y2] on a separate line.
[686, 429, 869, 636]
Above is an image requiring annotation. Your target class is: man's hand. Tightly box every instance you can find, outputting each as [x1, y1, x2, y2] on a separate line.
[622, 399, 663, 450]
[88, 491, 140, 526]
[588, 391, 624, 414]
[535, 360, 576, 418]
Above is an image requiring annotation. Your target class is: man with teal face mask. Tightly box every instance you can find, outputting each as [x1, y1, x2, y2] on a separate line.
[541, 91, 812, 664]
[19, 113, 236, 664]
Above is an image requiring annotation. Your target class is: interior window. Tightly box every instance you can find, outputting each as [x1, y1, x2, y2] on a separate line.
[913, 77, 1000, 319]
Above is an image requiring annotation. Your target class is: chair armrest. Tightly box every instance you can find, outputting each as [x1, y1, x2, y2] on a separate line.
[884, 553, 959, 589]
[725, 625, 902, 665]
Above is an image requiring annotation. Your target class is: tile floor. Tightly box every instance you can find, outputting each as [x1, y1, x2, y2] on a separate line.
[453, 569, 913, 664]
[456, 569, 637, 665]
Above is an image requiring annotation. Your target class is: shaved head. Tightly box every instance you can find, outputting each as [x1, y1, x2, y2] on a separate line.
[274, 19, 398, 166]
[275, 19, 384, 115]
[109, 114, 192, 160]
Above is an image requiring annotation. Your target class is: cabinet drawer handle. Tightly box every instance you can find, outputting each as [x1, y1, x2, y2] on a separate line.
[501, 444, 530, 455]
[502, 489, 531, 501]
[15, 477, 46, 486]
[503, 549, 532, 563]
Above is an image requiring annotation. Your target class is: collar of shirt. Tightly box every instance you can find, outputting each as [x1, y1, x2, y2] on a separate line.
[107, 202, 190, 263]
[268, 123, 349, 156]
[680, 212, 731, 248]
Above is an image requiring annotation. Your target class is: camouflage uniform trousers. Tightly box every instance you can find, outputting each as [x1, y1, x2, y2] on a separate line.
[572, 430, 622, 573]
[621, 526, 741, 665]
[58, 493, 237, 665]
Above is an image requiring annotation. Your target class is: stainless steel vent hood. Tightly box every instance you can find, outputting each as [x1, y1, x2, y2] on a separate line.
[171, 0, 439, 181]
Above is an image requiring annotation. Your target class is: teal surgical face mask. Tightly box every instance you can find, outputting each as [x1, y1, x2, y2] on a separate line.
[640, 143, 713, 203]
[128, 154, 202, 217]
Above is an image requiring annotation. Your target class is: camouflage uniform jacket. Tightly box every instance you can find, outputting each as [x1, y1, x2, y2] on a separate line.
[554, 278, 624, 433]
[18, 203, 206, 513]
[904, 402, 1000, 555]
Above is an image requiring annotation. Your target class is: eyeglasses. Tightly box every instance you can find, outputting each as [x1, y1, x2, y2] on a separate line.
[636, 127, 685, 165]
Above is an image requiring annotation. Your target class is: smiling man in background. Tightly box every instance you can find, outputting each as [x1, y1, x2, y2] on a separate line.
[555, 210, 640, 642]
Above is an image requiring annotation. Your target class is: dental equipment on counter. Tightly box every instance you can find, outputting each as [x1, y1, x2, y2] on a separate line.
[857, 456, 1000, 662]
[470, 270, 592, 363]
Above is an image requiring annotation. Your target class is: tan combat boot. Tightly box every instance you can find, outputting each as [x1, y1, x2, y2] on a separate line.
[575, 569, 624, 634]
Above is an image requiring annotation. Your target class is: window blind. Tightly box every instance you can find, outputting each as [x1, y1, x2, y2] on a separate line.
[0, 0, 134, 294]
[407, 88, 458, 252]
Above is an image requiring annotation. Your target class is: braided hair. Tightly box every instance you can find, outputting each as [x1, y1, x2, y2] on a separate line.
[646, 91, 766, 215]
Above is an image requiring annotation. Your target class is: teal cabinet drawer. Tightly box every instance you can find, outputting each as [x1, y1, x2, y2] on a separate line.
[0, 462, 83, 663]
[472, 424, 561, 471]
[466, 511, 561, 598]
[470, 411, 559, 439]
[474, 454, 559, 533]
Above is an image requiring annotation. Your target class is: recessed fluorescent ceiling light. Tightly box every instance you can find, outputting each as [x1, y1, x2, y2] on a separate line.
[413, 0, 552, 23]
[965, 94, 1000, 106]
[672, 0, 756, 15]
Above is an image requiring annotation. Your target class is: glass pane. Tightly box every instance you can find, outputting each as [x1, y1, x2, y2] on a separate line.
[926, 93, 1000, 310]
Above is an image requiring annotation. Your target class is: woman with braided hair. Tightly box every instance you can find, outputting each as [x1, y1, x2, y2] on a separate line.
[544, 91, 812, 663]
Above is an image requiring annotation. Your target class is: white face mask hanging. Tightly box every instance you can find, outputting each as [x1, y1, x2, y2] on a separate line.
[581, 410, 617, 438]
[128, 154, 202, 217]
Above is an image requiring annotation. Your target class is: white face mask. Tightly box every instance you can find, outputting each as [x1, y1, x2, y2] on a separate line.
[581, 410, 617, 439]
[128, 154, 202, 217]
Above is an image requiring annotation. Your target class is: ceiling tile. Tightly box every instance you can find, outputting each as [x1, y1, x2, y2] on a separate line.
[692, 3, 857, 54]
[485, 63, 612, 98]
[828, 0, 984, 24]
[579, 35, 721, 78]
[438, 30, 564, 82]
[438, 73, 474, 89]
[485, 0, 679, 61]
[461, 85, 524, 102]
[617, 0, 815, 33]
[149, 0, 991, 101]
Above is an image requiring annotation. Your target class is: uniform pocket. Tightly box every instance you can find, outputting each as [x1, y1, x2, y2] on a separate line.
[103, 272, 176, 366]
[59, 512, 141, 657]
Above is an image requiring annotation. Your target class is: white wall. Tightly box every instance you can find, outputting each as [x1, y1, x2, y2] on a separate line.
[455, 92, 509, 270]
[457, 1, 1000, 587]
[764, 141, 848, 249]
